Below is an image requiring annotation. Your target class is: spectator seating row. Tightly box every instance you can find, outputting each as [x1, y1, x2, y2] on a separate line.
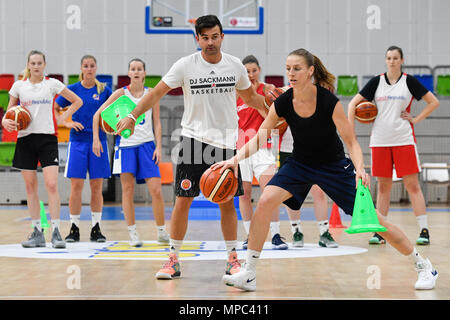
[263, 65, 450, 97]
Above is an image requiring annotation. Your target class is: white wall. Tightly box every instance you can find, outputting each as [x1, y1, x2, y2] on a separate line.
[1, 0, 449, 85]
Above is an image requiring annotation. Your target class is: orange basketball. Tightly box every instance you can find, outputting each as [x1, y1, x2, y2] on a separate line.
[99, 115, 115, 134]
[355, 101, 378, 123]
[5, 105, 32, 130]
[264, 87, 288, 135]
[200, 167, 238, 204]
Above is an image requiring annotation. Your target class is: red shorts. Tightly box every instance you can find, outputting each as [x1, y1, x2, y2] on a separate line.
[371, 145, 421, 178]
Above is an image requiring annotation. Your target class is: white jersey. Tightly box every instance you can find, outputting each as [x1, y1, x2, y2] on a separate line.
[162, 51, 251, 149]
[117, 86, 154, 147]
[370, 74, 416, 147]
[280, 126, 294, 153]
[9, 77, 65, 138]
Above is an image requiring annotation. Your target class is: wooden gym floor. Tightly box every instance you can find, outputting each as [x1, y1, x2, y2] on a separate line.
[0, 202, 448, 301]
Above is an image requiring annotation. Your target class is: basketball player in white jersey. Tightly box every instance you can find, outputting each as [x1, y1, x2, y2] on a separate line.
[348, 46, 439, 246]
[2, 50, 82, 249]
[92, 58, 169, 247]
[116, 15, 267, 280]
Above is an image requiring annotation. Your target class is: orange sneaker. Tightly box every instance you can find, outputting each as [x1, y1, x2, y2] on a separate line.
[225, 249, 241, 275]
[155, 253, 181, 280]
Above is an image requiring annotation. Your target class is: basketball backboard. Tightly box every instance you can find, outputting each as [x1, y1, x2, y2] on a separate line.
[145, 0, 264, 34]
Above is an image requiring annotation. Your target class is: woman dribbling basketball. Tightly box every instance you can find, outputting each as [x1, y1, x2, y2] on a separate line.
[214, 48, 438, 292]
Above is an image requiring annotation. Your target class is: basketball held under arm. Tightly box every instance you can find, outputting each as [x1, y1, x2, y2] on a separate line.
[347, 93, 367, 133]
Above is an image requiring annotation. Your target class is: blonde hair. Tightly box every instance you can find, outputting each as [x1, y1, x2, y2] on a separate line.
[22, 50, 46, 80]
[288, 48, 336, 92]
[79, 55, 105, 94]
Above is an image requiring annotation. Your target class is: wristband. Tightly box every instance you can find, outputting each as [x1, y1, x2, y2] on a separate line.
[127, 113, 137, 122]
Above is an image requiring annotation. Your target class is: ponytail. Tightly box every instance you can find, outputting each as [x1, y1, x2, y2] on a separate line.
[288, 48, 335, 92]
[79, 54, 105, 94]
[312, 54, 336, 93]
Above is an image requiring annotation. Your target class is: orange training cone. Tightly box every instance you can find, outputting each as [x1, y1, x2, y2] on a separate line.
[329, 202, 347, 228]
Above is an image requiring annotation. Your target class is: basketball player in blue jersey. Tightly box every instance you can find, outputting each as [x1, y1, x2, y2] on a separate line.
[348, 46, 440, 246]
[215, 48, 438, 291]
[92, 58, 169, 247]
[55, 55, 112, 243]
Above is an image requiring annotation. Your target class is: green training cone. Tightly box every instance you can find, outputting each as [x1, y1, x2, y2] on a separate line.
[345, 179, 387, 234]
[100, 95, 145, 138]
[39, 201, 50, 229]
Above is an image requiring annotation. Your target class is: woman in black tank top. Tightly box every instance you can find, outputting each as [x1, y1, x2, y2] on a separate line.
[213, 48, 438, 292]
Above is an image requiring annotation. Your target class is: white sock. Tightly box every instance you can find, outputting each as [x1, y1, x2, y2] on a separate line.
[91, 212, 102, 227]
[127, 224, 137, 233]
[169, 239, 183, 256]
[225, 240, 238, 255]
[270, 221, 280, 237]
[51, 219, 60, 230]
[416, 215, 428, 230]
[70, 214, 80, 227]
[409, 247, 425, 264]
[32, 219, 41, 230]
[243, 220, 251, 235]
[157, 225, 166, 233]
[290, 220, 302, 234]
[318, 220, 329, 235]
[245, 249, 260, 273]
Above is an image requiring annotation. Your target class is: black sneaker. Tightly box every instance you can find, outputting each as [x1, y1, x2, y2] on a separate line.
[90, 223, 106, 242]
[65, 223, 80, 242]
[368, 233, 386, 245]
[416, 228, 430, 245]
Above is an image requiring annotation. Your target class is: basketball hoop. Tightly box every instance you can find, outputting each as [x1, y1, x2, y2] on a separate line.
[188, 18, 201, 51]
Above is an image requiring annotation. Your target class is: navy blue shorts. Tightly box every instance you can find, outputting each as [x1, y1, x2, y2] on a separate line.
[268, 157, 357, 215]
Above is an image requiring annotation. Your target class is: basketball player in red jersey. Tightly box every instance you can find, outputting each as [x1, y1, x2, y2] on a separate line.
[237, 55, 289, 250]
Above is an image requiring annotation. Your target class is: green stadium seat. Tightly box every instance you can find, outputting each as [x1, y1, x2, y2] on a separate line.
[436, 75, 450, 96]
[145, 75, 162, 88]
[0, 142, 16, 167]
[337, 75, 358, 96]
[0, 90, 9, 111]
[68, 74, 79, 85]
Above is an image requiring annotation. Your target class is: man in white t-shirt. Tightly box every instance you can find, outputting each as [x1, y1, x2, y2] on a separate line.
[117, 15, 267, 280]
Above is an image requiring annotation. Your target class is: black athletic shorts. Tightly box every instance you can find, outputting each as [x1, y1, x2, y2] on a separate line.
[174, 136, 243, 198]
[13, 134, 59, 170]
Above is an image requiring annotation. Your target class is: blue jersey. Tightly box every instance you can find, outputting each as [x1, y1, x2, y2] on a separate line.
[56, 82, 112, 142]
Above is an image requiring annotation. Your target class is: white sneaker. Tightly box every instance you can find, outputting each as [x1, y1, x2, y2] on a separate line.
[129, 230, 143, 247]
[222, 266, 257, 291]
[415, 258, 438, 290]
[157, 230, 170, 244]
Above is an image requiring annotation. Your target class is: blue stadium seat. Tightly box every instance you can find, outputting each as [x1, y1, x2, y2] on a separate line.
[96, 74, 113, 90]
[414, 75, 434, 93]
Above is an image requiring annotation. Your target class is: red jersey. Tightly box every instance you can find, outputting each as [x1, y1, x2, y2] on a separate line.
[236, 83, 271, 149]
